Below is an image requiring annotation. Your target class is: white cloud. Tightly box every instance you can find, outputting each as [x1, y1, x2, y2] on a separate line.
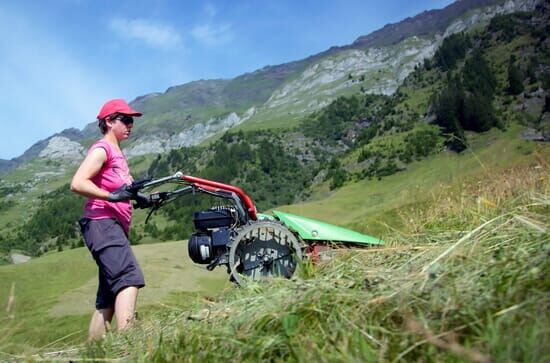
[191, 23, 234, 46]
[190, 2, 234, 47]
[203, 2, 217, 19]
[108, 18, 181, 49]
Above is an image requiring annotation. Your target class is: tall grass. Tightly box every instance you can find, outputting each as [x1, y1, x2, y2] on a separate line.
[12, 162, 549, 362]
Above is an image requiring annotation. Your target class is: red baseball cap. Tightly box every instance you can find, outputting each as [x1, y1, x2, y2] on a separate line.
[97, 99, 142, 120]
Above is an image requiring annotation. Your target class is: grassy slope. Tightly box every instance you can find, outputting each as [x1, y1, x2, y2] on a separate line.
[236, 33, 438, 132]
[0, 7, 548, 359]
[74, 144, 549, 362]
[0, 160, 76, 232]
[279, 124, 549, 236]
[0, 241, 228, 354]
[1, 127, 547, 360]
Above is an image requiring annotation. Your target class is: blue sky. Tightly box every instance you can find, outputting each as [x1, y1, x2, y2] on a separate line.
[0, 0, 453, 160]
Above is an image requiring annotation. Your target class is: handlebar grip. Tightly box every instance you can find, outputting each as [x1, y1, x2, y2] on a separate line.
[128, 178, 153, 193]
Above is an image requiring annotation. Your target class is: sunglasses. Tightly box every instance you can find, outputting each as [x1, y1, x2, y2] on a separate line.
[113, 115, 134, 125]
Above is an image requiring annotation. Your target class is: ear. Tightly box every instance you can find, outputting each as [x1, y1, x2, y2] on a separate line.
[105, 117, 116, 129]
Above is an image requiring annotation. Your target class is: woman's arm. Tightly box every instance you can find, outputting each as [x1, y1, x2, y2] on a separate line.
[70, 147, 110, 200]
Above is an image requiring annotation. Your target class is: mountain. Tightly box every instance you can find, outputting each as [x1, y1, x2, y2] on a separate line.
[2, 0, 549, 257]
[0, 128, 86, 176]
[0, 160, 16, 174]
[0, 0, 539, 176]
[1, 4, 549, 356]
[350, 0, 499, 48]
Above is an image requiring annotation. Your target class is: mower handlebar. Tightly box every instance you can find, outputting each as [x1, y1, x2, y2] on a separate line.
[131, 171, 183, 191]
[129, 171, 258, 221]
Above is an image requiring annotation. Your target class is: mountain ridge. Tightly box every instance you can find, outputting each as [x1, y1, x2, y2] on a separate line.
[0, 0, 538, 175]
[350, 0, 499, 48]
[1, 1, 548, 260]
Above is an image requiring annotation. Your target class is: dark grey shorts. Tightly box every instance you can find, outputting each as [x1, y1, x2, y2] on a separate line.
[79, 218, 145, 309]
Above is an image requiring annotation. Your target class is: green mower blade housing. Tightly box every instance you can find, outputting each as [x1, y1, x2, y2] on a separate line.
[271, 210, 383, 246]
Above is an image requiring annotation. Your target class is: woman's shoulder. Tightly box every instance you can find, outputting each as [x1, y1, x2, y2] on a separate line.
[89, 140, 114, 160]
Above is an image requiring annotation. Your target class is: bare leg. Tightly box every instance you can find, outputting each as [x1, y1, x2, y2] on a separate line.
[88, 307, 114, 342]
[114, 286, 139, 331]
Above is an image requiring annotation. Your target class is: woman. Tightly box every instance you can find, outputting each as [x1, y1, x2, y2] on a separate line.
[70, 98, 146, 341]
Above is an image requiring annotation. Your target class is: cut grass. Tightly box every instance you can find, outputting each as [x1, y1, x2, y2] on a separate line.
[1, 125, 548, 360]
[63, 159, 549, 362]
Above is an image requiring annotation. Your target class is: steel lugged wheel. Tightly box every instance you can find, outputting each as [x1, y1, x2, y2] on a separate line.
[229, 222, 304, 284]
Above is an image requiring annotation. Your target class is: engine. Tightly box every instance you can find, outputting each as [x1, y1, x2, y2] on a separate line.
[188, 206, 236, 266]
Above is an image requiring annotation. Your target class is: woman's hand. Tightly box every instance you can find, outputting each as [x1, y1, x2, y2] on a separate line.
[108, 184, 134, 202]
[134, 193, 151, 209]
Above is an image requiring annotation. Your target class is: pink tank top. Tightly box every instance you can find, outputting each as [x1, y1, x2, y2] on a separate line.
[83, 140, 134, 234]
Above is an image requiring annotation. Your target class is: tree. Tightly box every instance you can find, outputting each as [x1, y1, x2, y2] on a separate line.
[460, 50, 499, 132]
[526, 59, 537, 84]
[489, 14, 518, 42]
[329, 169, 347, 190]
[432, 79, 467, 152]
[302, 95, 365, 142]
[424, 58, 433, 70]
[404, 126, 441, 158]
[358, 124, 377, 145]
[463, 50, 497, 99]
[507, 56, 524, 95]
[462, 94, 498, 132]
[434, 33, 471, 71]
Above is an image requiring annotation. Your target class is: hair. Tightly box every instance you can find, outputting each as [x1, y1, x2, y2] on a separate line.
[98, 119, 108, 134]
[98, 113, 119, 135]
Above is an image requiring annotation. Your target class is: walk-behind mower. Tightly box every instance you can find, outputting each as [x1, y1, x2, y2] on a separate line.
[131, 172, 383, 284]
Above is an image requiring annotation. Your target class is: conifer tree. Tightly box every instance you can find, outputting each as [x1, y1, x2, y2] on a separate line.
[463, 49, 497, 98]
[507, 55, 525, 95]
[433, 76, 467, 152]
[434, 32, 471, 71]
[462, 93, 498, 132]
[461, 50, 499, 132]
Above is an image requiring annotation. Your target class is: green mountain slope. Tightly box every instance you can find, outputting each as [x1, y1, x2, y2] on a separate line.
[0, 3, 549, 360]
[0, 1, 537, 211]
[1, 2, 549, 260]
[1, 131, 547, 359]
[0, 0, 534, 174]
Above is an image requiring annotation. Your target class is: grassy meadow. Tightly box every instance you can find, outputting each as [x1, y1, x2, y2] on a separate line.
[0, 241, 228, 356]
[0, 6, 548, 361]
[279, 124, 547, 236]
[0, 126, 548, 361]
[74, 144, 548, 362]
